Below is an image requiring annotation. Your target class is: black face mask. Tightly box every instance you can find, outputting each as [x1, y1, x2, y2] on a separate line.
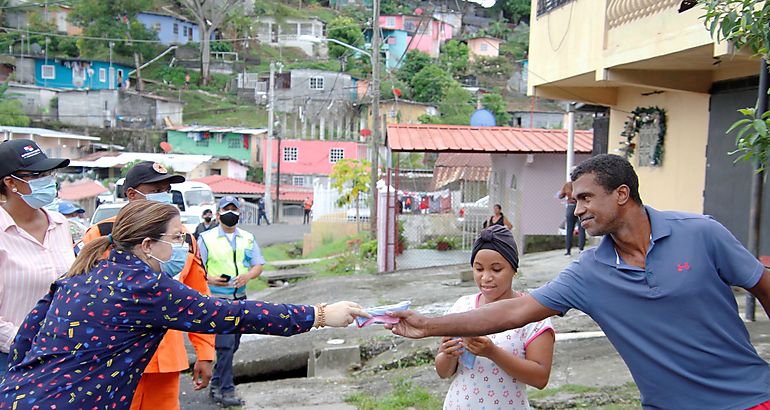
[219, 211, 239, 227]
[203, 216, 212, 223]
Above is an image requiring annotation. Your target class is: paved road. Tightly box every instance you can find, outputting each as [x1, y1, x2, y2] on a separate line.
[239, 223, 310, 247]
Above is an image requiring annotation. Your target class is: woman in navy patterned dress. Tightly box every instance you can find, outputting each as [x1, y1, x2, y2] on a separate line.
[0, 201, 367, 409]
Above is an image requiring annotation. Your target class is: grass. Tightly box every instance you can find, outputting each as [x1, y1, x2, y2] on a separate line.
[527, 384, 599, 400]
[345, 378, 441, 410]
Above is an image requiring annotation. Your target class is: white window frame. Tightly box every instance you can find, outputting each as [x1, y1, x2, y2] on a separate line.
[479, 43, 489, 52]
[292, 176, 305, 186]
[386, 16, 396, 27]
[329, 148, 344, 163]
[99, 68, 106, 82]
[41, 65, 55, 79]
[309, 77, 324, 90]
[283, 146, 298, 162]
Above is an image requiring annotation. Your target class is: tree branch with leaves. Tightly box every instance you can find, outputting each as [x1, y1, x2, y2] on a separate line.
[330, 158, 371, 232]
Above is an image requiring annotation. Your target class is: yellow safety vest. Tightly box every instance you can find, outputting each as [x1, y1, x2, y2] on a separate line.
[200, 228, 255, 299]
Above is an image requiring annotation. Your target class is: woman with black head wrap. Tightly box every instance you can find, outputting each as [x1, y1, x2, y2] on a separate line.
[434, 225, 555, 408]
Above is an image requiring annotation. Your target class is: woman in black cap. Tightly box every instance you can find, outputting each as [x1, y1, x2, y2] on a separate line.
[0, 139, 73, 377]
[434, 225, 555, 409]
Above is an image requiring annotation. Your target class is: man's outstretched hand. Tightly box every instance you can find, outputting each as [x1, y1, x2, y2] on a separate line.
[384, 310, 430, 339]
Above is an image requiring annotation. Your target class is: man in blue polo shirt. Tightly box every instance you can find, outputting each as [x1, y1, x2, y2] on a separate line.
[387, 154, 770, 409]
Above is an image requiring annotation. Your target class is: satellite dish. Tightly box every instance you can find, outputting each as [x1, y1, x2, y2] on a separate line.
[160, 141, 173, 153]
[470, 109, 496, 127]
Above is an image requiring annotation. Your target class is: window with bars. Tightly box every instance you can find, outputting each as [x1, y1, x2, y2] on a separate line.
[283, 146, 298, 162]
[41, 65, 55, 79]
[537, 0, 573, 16]
[228, 136, 242, 148]
[293, 176, 305, 186]
[309, 77, 324, 90]
[329, 148, 344, 163]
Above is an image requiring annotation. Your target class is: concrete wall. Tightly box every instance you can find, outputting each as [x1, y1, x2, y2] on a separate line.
[490, 152, 590, 247]
[275, 70, 353, 113]
[510, 111, 565, 129]
[168, 130, 255, 163]
[155, 100, 183, 126]
[7, 84, 58, 121]
[58, 89, 117, 128]
[607, 87, 709, 213]
[253, 17, 326, 58]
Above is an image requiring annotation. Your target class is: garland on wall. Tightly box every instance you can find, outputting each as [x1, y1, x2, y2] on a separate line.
[619, 106, 667, 166]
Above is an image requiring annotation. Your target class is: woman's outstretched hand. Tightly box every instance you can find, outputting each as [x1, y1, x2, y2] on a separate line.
[324, 301, 371, 327]
[384, 310, 430, 339]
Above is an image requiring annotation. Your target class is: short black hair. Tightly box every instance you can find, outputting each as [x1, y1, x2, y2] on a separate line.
[202, 209, 212, 216]
[493, 204, 502, 210]
[571, 154, 642, 205]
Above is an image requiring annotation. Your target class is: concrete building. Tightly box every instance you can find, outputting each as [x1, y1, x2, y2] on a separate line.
[467, 36, 502, 62]
[58, 90, 183, 129]
[262, 139, 368, 187]
[166, 126, 268, 166]
[0, 126, 100, 160]
[527, 0, 759, 217]
[253, 17, 326, 58]
[5, 3, 82, 36]
[24, 56, 133, 90]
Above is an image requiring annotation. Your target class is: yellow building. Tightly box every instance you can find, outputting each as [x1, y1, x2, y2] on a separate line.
[365, 99, 439, 135]
[528, 0, 760, 213]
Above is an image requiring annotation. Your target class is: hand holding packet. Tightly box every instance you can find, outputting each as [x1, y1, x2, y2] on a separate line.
[452, 338, 477, 369]
[355, 301, 411, 327]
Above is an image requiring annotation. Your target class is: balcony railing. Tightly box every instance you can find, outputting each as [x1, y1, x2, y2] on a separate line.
[606, 0, 680, 28]
[536, 0, 574, 16]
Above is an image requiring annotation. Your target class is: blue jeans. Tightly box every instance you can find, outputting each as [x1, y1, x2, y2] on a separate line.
[211, 333, 242, 393]
[0, 352, 9, 378]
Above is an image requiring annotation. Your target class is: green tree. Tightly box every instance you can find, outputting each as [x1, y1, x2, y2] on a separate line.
[410, 65, 455, 103]
[396, 50, 431, 83]
[500, 23, 530, 60]
[330, 158, 371, 232]
[179, 0, 239, 86]
[0, 82, 30, 127]
[327, 16, 365, 62]
[480, 19, 512, 40]
[495, 0, 531, 24]
[439, 40, 469, 78]
[419, 85, 474, 125]
[69, 0, 158, 60]
[481, 91, 512, 126]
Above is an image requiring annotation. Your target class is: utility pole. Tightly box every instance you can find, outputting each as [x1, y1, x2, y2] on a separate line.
[370, 0, 381, 234]
[264, 62, 276, 223]
[275, 136, 282, 223]
[566, 102, 576, 181]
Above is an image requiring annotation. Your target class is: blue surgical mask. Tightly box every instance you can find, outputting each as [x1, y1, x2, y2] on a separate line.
[12, 175, 57, 209]
[137, 190, 173, 204]
[150, 241, 188, 279]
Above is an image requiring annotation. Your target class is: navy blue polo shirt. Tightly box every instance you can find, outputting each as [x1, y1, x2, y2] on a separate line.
[532, 206, 769, 409]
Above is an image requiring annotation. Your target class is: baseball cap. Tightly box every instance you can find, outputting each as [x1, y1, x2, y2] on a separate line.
[58, 201, 85, 215]
[0, 139, 70, 178]
[218, 196, 240, 210]
[124, 161, 185, 190]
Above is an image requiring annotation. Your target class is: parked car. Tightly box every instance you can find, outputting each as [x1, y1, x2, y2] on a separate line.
[90, 202, 127, 225]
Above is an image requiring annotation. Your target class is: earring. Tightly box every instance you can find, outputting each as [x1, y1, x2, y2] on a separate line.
[11, 187, 17, 193]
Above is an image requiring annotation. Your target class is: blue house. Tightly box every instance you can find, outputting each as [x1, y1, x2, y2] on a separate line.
[137, 12, 200, 45]
[33, 57, 133, 90]
[365, 29, 408, 69]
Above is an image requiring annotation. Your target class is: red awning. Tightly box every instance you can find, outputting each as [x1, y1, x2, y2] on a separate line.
[386, 124, 593, 153]
[58, 180, 108, 201]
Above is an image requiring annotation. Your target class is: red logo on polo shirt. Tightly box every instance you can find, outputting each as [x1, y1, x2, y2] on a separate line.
[677, 262, 691, 272]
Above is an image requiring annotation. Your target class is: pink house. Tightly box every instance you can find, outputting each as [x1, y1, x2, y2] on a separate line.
[262, 140, 368, 185]
[379, 14, 454, 58]
[467, 36, 502, 62]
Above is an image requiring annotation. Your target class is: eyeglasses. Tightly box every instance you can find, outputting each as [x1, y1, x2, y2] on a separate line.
[12, 170, 57, 181]
[160, 232, 190, 245]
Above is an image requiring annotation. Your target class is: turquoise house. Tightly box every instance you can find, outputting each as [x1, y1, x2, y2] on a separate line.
[166, 126, 268, 166]
[34, 57, 133, 90]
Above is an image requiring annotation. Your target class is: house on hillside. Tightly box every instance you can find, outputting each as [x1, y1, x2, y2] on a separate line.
[58, 90, 183, 129]
[467, 37, 502, 62]
[527, 0, 766, 252]
[0, 126, 100, 160]
[5, 4, 82, 36]
[263, 139, 368, 188]
[137, 11, 199, 45]
[166, 126, 268, 166]
[252, 17, 326, 58]
[11, 56, 133, 90]
[371, 14, 455, 68]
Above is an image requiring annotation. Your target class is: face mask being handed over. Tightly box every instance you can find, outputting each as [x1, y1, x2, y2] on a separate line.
[12, 175, 57, 209]
[219, 210, 240, 227]
[136, 189, 173, 204]
[148, 240, 188, 279]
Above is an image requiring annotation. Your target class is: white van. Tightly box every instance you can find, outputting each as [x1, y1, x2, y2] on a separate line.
[114, 178, 216, 217]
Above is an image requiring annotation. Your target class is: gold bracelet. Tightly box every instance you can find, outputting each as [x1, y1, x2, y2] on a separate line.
[314, 303, 327, 328]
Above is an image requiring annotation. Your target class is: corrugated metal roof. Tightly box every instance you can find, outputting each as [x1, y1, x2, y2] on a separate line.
[387, 124, 593, 153]
[435, 153, 492, 167]
[58, 180, 108, 201]
[167, 126, 268, 135]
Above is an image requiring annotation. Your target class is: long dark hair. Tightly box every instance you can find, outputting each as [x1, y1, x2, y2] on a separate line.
[66, 201, 179, 277]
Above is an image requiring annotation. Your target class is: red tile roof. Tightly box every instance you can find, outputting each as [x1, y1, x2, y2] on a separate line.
[386, 124, 593, 153]
[58, 180, 108, 201]
[193, 175, 312, 202]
